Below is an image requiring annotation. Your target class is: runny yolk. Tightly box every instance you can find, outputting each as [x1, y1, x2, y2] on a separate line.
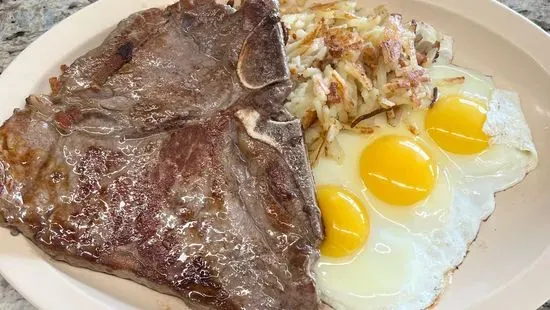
[316, 186, 370, 258]
[425, 95, 490, 155]
[359, 135, 437, 206]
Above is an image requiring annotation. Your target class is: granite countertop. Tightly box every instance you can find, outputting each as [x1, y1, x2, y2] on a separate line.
[0, 0, 549, 309]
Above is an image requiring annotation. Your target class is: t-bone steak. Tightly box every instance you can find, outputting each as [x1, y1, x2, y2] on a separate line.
[0, 0, 323, 309]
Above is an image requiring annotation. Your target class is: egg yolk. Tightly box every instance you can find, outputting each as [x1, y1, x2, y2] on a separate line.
[316, 186, 370, 258]
[425, 95, 490, 155]
[359, 136, 437, 206]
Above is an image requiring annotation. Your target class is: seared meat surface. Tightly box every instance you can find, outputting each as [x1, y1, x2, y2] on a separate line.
[0, 0, 323, 309]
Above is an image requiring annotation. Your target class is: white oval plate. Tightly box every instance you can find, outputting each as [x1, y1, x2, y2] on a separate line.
[1, 0, 550, 309]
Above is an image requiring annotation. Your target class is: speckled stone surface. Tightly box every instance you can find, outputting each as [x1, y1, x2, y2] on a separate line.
[0, 0, 549, 309]
[0, 0, 97, 72]
[502, 0, 550, 32]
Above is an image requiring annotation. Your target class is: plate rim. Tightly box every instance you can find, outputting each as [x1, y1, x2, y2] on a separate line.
[0, 0, 549, 309]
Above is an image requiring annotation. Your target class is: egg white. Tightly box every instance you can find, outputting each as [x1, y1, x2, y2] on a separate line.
[313, 64, 538, 310]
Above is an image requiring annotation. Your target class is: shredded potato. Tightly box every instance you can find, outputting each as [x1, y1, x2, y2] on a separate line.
[280, 0, 454, 164]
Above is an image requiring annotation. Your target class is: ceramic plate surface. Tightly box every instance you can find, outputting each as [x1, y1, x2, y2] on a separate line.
[0, 0, 549, 309]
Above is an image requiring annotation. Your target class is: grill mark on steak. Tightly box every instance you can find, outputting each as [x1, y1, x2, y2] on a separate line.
[0, 1, 323, 309]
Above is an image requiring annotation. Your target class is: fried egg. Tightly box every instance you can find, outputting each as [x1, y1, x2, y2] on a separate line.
[313, 64, 538, 309]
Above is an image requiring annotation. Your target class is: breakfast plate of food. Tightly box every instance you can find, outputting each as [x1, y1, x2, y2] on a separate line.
[0, 0, 548, 309]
